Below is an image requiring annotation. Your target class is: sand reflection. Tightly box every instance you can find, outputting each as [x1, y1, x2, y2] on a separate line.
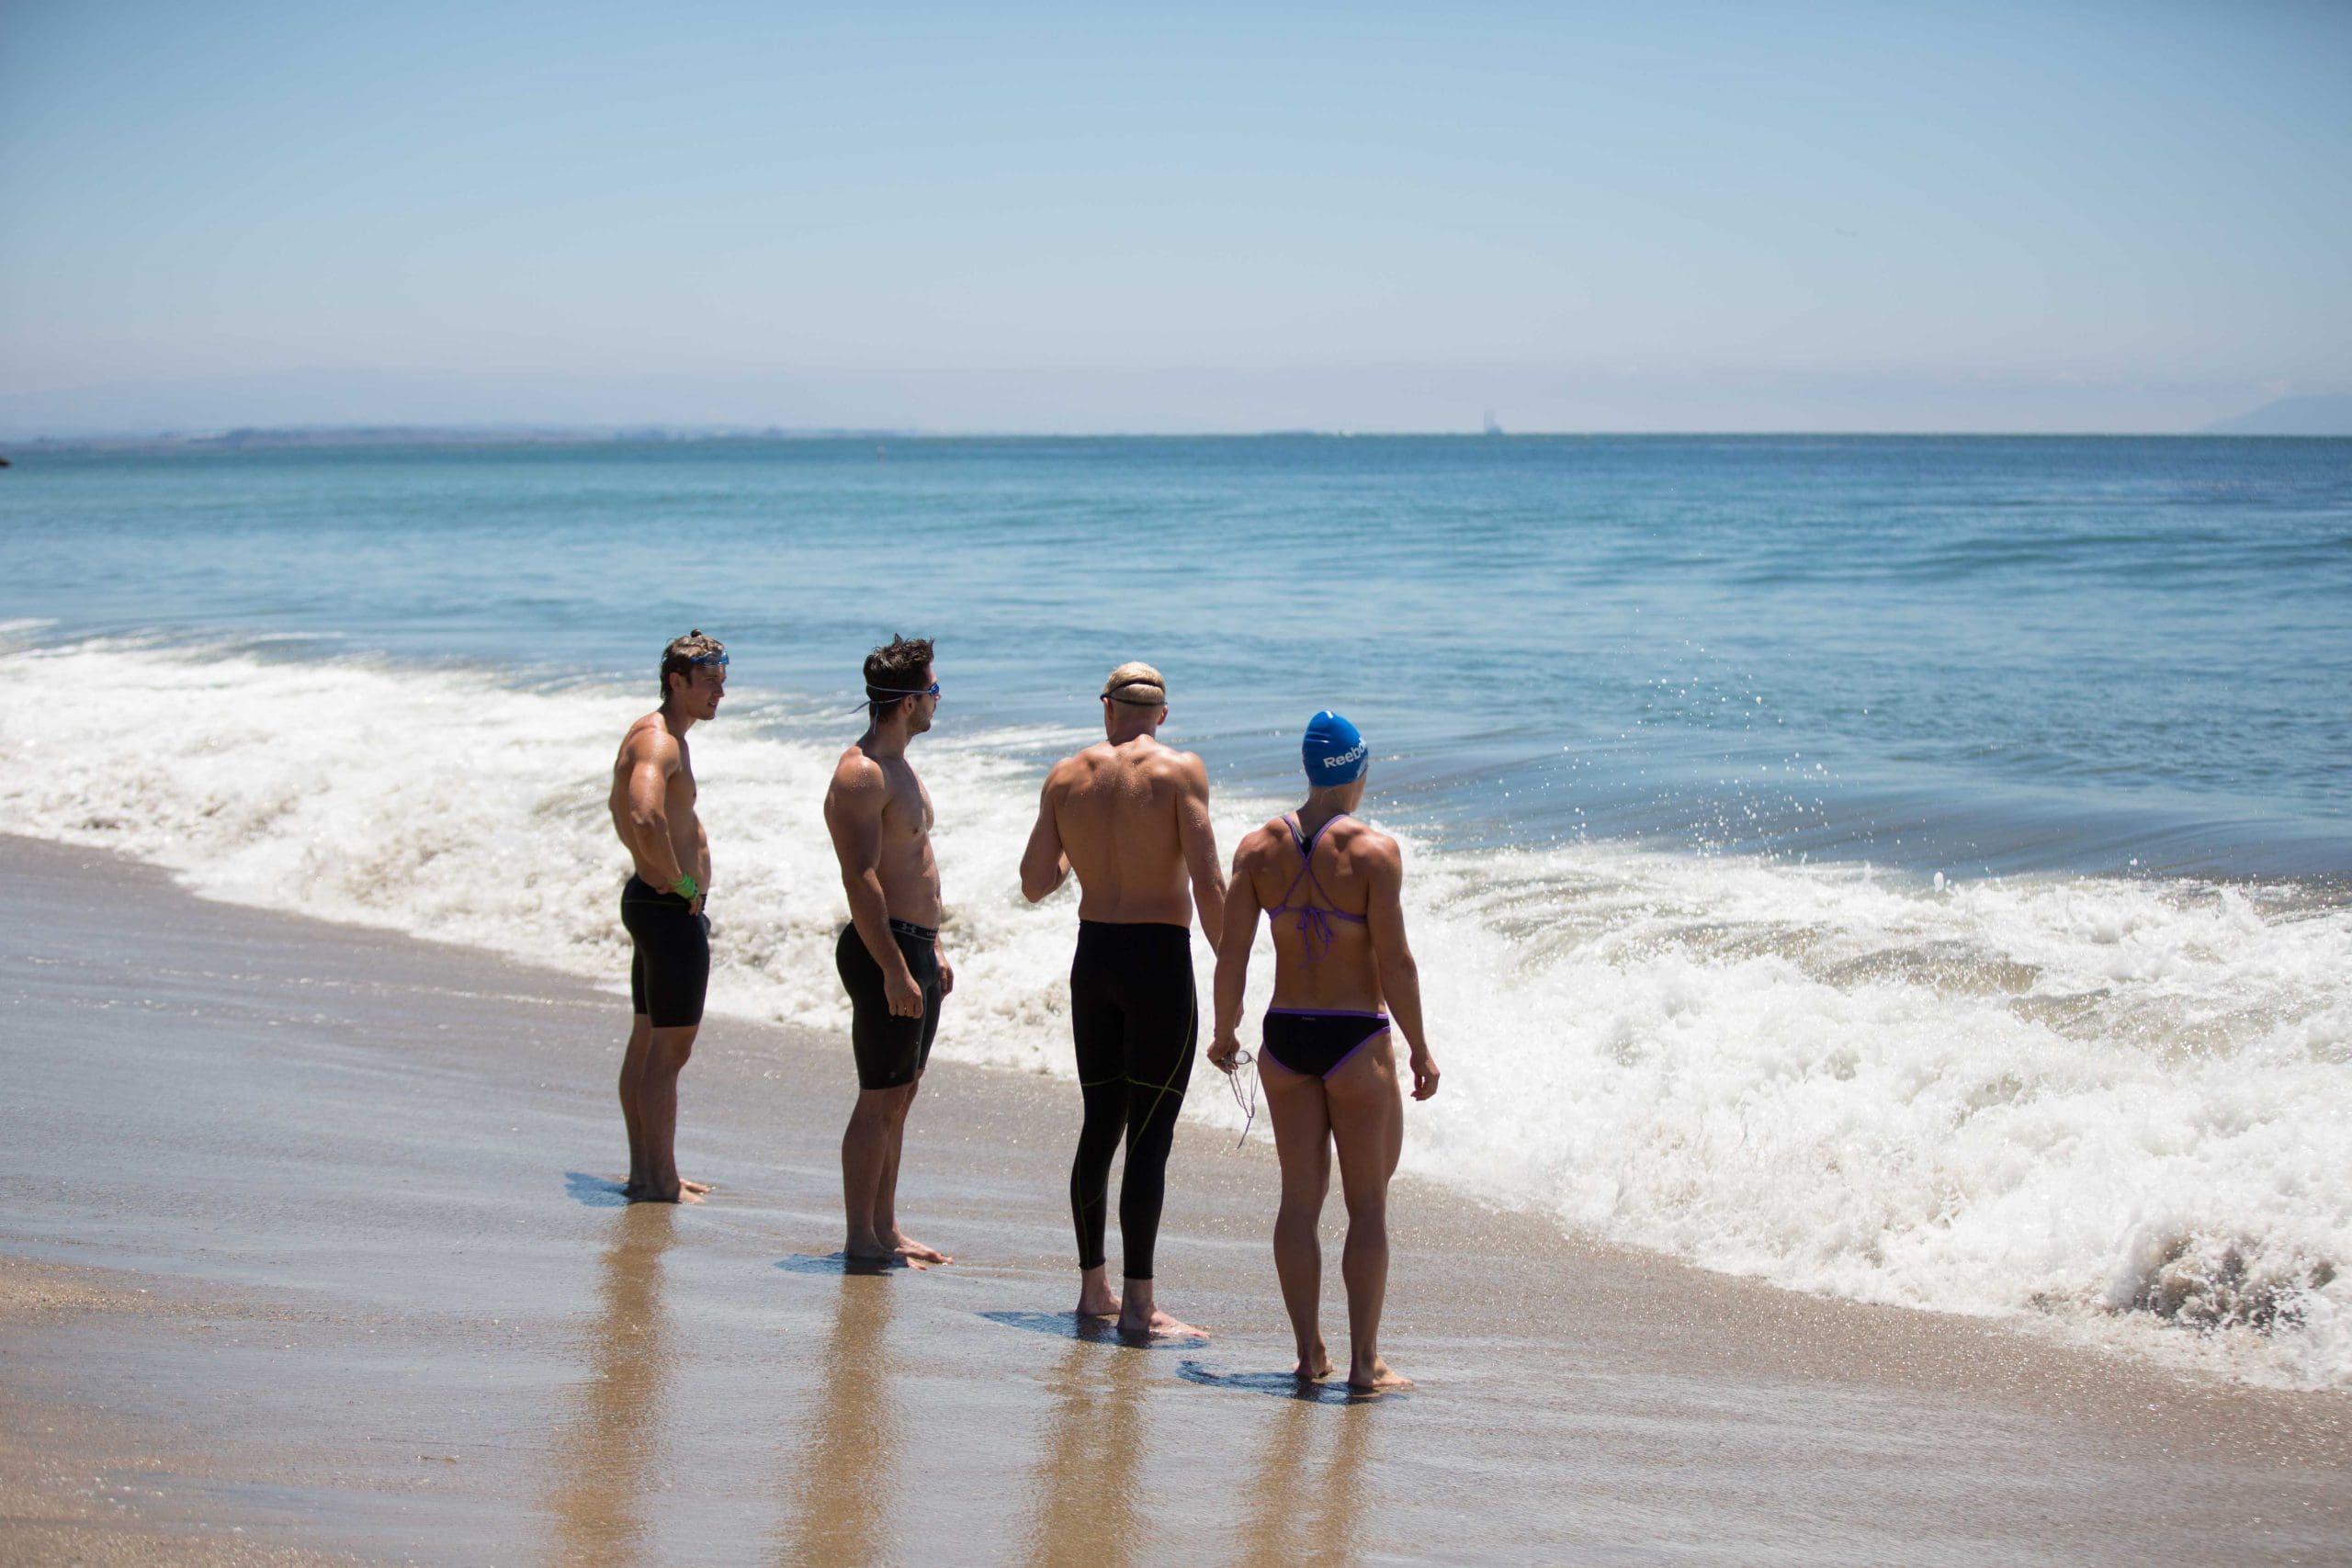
[542, 1203, 680, 1568]
[1023, 1338, 1152, 1566]
[775, 1276, 901, 1567]
[1236, 1398, 1378, 1568]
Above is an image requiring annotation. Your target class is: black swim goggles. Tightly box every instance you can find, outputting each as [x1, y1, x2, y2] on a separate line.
[848, 680, 942, 713]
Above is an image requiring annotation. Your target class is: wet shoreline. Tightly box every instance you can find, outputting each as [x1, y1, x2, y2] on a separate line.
[2, 834, 2346, 1563]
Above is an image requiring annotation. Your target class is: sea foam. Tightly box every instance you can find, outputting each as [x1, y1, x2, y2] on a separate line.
[4, 638, 2346, 1388]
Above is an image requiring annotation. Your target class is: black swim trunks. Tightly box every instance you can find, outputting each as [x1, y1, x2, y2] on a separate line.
[1069, 919, 1197, 1281]
[835, 919, 943, 1090]
[622, 875, 711, 1028]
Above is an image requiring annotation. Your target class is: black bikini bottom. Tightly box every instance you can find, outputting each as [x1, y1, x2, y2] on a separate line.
[1260, 1009, 1390, 1077]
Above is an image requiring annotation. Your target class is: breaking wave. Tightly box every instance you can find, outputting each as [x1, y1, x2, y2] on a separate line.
[3, 635, 2346, 1389]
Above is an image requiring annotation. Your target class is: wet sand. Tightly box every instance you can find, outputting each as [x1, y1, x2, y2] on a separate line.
[2, 833, 2346, 1564]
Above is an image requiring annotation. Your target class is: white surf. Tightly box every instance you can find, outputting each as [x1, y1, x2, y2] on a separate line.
[4, 636, 2345, 1390]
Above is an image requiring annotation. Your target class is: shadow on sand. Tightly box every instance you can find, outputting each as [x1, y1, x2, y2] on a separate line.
[777, 1252, 927, 1277]
[563, 1171, 631, 1208]
[978, 1310, 1210, 1350]
[1176, 1359, 1405, 1404]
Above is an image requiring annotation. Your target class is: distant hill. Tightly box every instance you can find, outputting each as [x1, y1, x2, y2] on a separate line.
[2204, 395, 2352, 435]
[18, 424, 912, 452]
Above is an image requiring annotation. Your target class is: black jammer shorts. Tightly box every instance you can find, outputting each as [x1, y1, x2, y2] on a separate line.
[835, 920, 944, 1090]
[622, 875, 711, 1028]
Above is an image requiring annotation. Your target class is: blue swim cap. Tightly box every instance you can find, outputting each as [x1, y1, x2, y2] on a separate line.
[1302, 711, 1368, 784]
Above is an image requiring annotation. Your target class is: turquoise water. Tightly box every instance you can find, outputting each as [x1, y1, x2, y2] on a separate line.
[5, 435, 2346, 875]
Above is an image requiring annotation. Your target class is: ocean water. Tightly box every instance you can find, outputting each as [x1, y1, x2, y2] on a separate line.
[2, 435, 2347, 1388]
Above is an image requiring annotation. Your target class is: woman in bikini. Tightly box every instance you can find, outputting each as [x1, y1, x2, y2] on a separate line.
[1209, 711, 1441, 1391]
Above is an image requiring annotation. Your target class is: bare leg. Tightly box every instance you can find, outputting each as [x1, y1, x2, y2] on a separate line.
[876, 1077, 951, 1264]
[629, 1024, 703, 1203]
[619, 1013, 652, 1194]
[1115, 1276, 1207, 1339]
[872, 1087, 905, 1236]
[1260, 1054, 1335, 1380]
[1076, 1264, 1122, 1318]
[842, 1086, 920, 1263]
[1328, 1039, 1409, 1391]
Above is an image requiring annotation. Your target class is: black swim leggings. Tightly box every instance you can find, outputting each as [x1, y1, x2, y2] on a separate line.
[1068, 920, 1197, 1281]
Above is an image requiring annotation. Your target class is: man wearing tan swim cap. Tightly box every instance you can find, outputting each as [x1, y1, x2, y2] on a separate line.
[1020, 661, 1226, 1337]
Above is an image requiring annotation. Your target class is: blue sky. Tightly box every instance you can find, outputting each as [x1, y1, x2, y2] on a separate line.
[3, 2, 2347, 433]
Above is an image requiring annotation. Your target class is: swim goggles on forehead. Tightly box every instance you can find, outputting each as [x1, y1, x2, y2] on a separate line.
[688, 651, 729, 668]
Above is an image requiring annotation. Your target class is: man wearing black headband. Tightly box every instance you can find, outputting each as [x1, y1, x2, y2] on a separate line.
[1021, 660, 1226, 1337]
[823, 634, 955, 1267]
[606, 628, 727, 1203]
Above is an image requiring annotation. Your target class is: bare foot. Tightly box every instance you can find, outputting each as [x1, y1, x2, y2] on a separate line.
[1346, 1358, 1412, 1393]
[1295, 1344, 1334, 1382]
[629, 1183, 705, 1204]
[892, 1233, 953, 1266]
[680, 1178, 713, 1197]
[847, 1236, 924, 1270]
[1118, 1307, 1208, 1340]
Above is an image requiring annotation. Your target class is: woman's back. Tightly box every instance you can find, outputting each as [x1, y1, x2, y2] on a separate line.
[1240, 808, 1388, 1010]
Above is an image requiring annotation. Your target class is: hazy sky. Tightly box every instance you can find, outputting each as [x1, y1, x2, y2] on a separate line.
[4, 2, 2348, 433]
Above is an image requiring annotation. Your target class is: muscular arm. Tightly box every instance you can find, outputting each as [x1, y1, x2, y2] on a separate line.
[1176, 754, 1226, 937]
[1207, 840, 1263, 1067]
[1365, 840, 1439, 1100]
[622, 732, 690, 889]
[826, 759, 920, 1005]
[1019, 771, 1070, 904]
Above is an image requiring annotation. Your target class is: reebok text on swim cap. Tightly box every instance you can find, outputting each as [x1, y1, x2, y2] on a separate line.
[1302, 710, 1367, 784]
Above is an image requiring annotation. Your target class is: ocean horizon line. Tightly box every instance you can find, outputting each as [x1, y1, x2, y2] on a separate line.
[11, 423, 2352, 452]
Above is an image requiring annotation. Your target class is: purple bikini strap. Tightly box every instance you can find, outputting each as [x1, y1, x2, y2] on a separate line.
[1270, 812, 1365, 964]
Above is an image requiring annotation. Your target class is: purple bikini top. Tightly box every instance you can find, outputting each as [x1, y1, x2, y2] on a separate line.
[1267, 811, 1367, 963]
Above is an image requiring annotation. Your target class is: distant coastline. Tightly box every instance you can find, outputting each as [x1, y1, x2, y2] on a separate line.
[2201, 393, 2352, 436]
[0, 424, 921, 455]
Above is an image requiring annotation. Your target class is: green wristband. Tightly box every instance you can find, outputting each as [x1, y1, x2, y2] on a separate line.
[670, 874, 699, 901]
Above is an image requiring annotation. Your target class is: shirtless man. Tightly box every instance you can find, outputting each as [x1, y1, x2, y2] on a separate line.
[1020, 661, 1226, 1337]
[822, 635, 954, 1268]
[1209, 711, 1440, 1391]
[607, 629, 728, 1203]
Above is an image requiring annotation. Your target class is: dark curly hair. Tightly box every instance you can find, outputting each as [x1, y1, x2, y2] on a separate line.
[863, 635, 934, 719]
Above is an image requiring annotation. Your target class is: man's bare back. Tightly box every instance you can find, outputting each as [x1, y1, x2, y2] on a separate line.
[1034, 736, 1215, 926]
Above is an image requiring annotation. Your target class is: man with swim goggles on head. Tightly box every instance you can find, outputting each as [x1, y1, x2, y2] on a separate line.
[1020, 660, 1227, 1337]
[822, 634, 955, 1268]
[1209, 710, 1440, 1391]
[606, 629, 729, 1202]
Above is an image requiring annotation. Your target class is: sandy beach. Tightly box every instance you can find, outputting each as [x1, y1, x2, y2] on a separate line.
[2, 831, 2346, 1564]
